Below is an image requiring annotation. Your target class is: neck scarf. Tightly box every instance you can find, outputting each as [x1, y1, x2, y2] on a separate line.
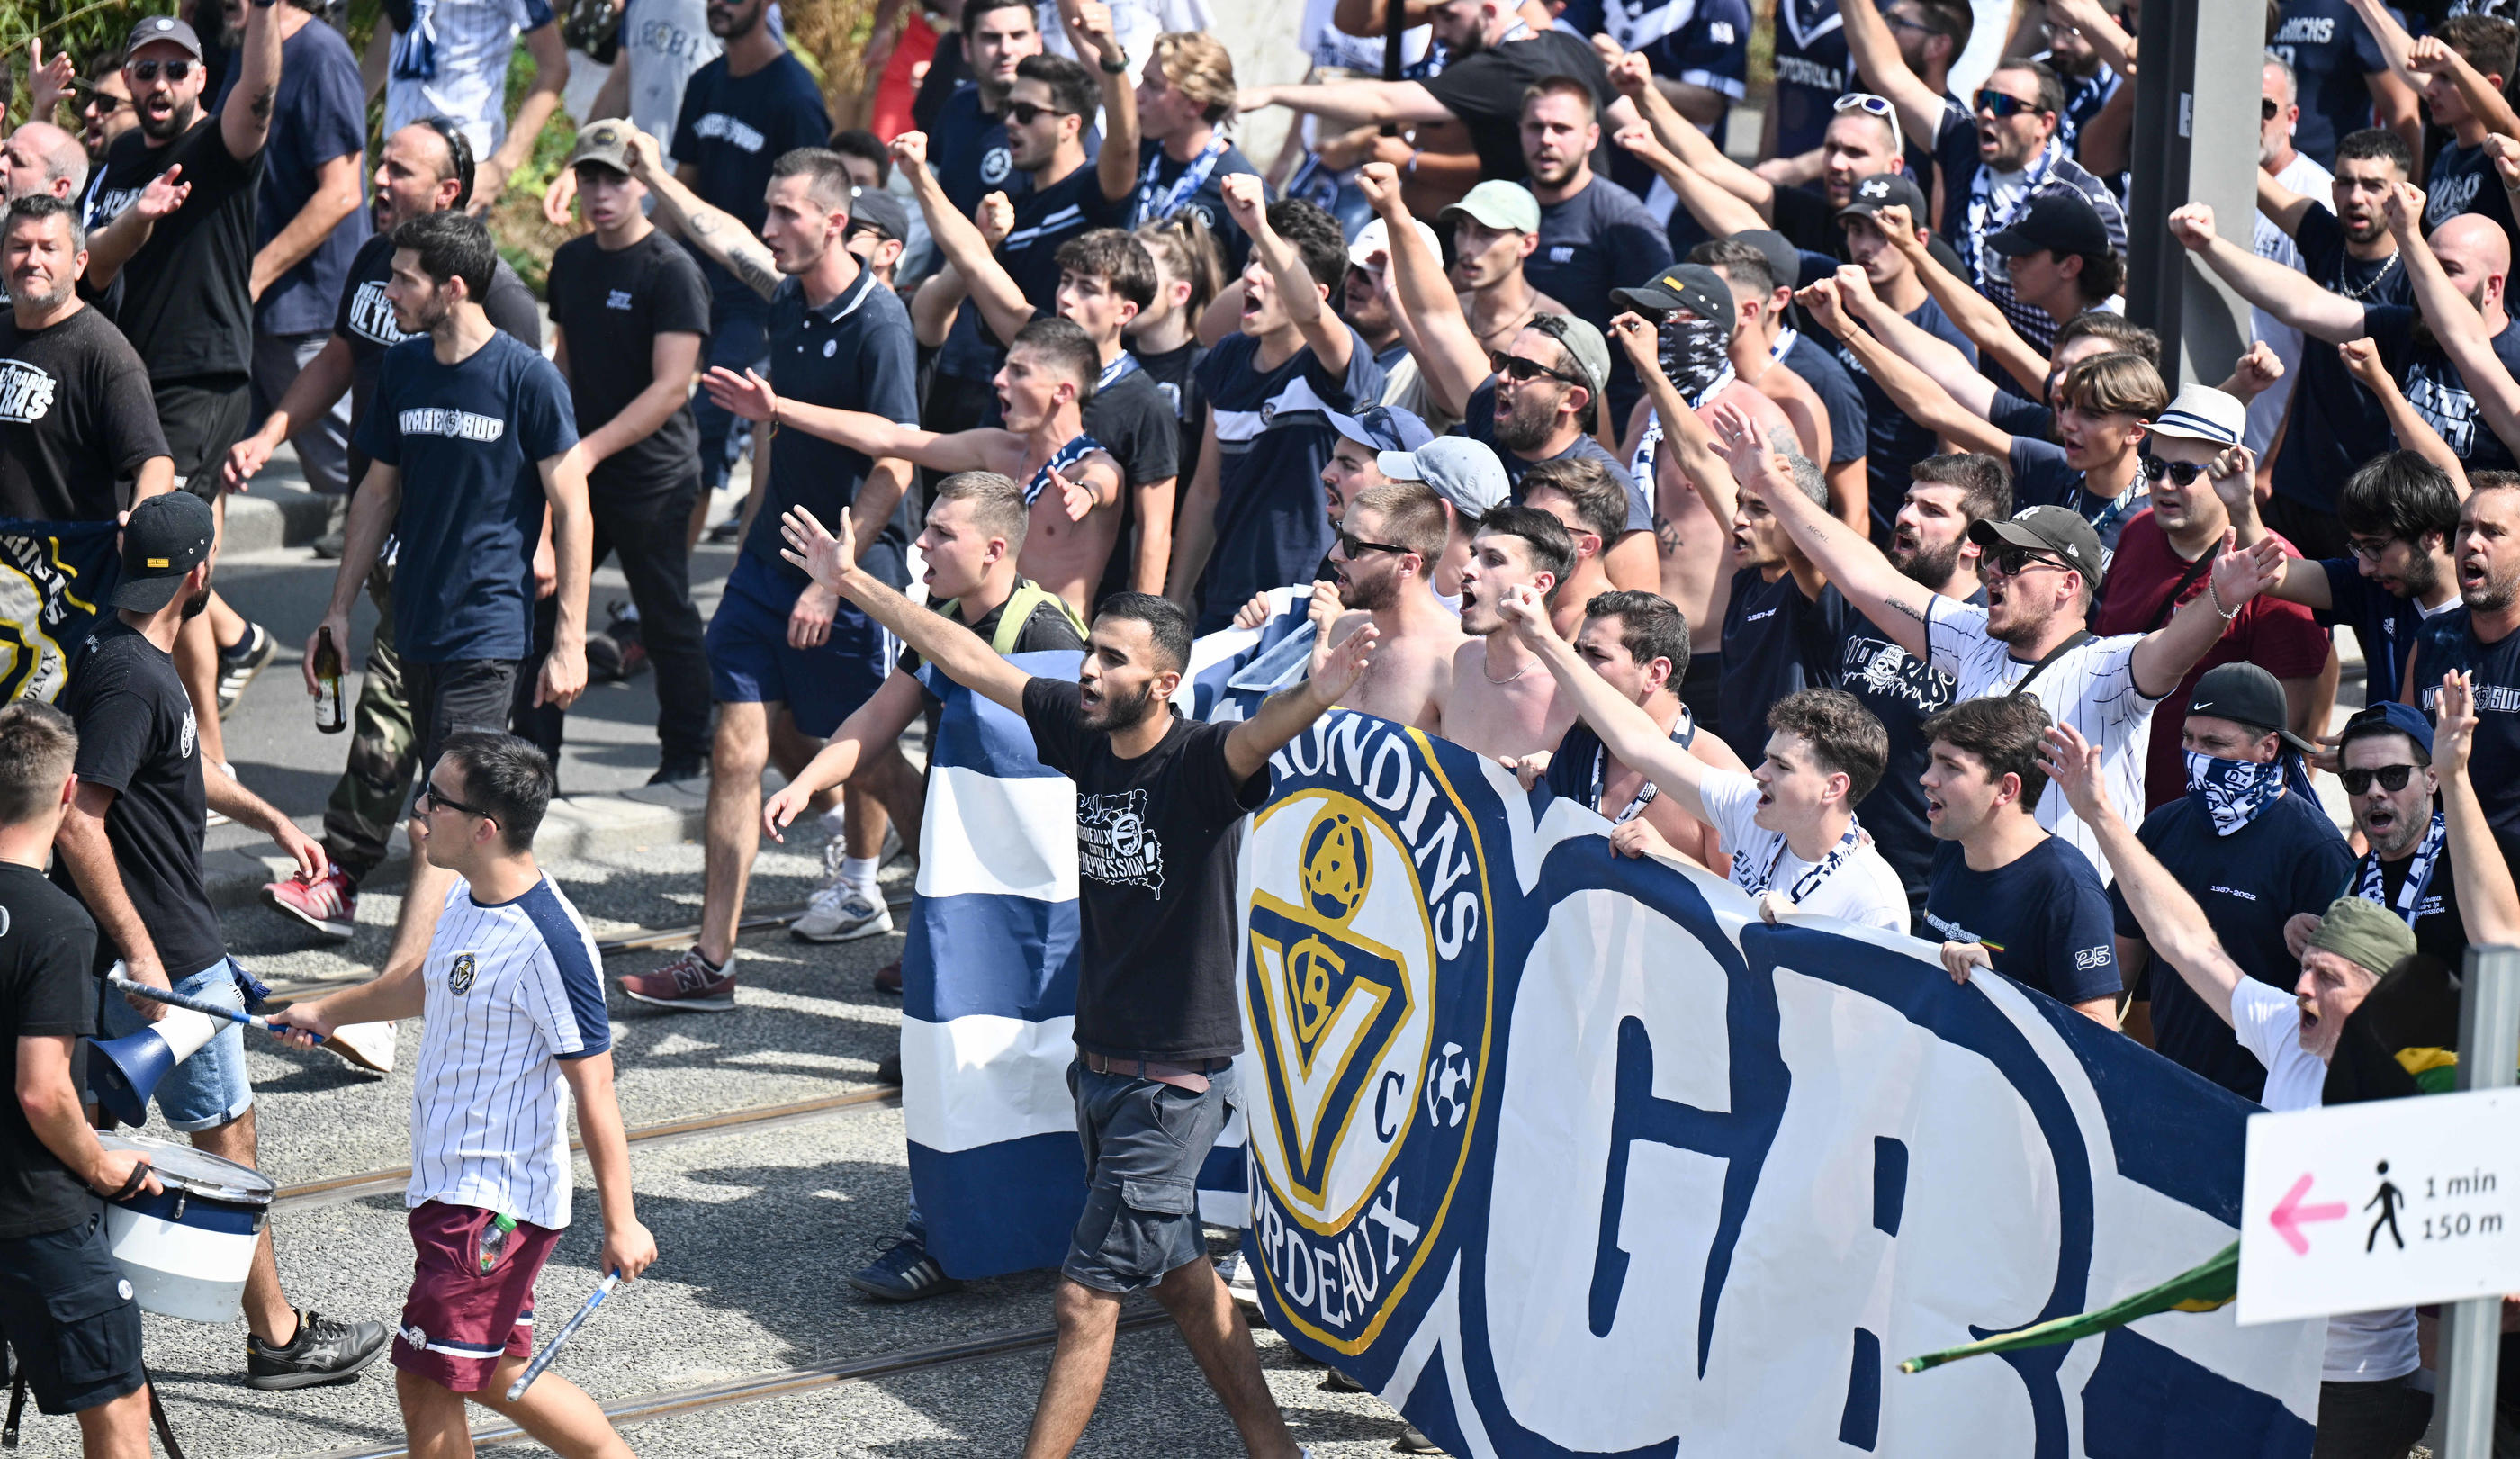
[2183, 750, 2285, 836]
[1095, 352, 1139, 392]
[1769, 325, 1800, 363]
[1736, 816, 1865, 901]
[1589, 708, 1697, 824]
[1134, 136, 1229, 228]
[1023, 432, 1105, 507]
[1964, 136, 2063, 282]
[2357, 810, 2448, 926]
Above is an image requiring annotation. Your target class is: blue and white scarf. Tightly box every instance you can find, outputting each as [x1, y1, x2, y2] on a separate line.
[1023, 432, 1106, 507]
[1134, 137, 1230, 228]
[2183, 751, 2285, 836]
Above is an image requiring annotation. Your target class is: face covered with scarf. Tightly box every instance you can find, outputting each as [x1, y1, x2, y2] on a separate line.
[1660, 312, 1733, 405]
[2182, 713, 2287, 836]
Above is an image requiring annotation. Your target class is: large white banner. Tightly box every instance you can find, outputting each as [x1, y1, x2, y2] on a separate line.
[1237, 709, 2325, 1456]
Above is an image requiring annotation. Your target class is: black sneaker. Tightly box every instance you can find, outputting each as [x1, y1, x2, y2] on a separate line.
[706, 512, 743, 543]
[847, 1232, 960, 1301]
[245, 1309, 392, 1390]
[648, 758, 707, 786]
[1394, 1427, 1445, 1454]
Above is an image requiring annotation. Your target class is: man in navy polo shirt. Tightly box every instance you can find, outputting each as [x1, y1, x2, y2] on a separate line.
[308, 211, 591, 1014]
[2110, 663, 2353, 1099]
[618, 139, 920, 1013]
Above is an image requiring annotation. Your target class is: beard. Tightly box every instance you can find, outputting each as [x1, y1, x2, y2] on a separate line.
[179, 586, 212, 620]
[706, 0, 766, 37]
[138, 97, 196, 142]
[1493, 389, 1560, 454]
[2398, 550, 2442, 600]
[1339, 569, 1398, 613]
[2468, 564, 2520, 612]
[1892, 534, 1965, 590]
[1079, 676, 1158, 732]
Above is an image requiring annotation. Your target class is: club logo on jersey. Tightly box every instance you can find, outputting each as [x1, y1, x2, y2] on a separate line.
[448, 952, 476, 996]
[605, 289, 634, 311]
[980, 146, 1013, 185]
[692, 112, 767, 154]
[0, 361, 58, 423]
[178, 707, 195, 761]
[398, 409, 507, 443]
[1244, 716, 1491, 1355]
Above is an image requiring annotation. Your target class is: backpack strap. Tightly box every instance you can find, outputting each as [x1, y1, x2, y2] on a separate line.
[989, 581, 1088, 656]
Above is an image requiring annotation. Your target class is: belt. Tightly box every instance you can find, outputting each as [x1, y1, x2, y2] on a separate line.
[1080, 1051, 1229, 1093]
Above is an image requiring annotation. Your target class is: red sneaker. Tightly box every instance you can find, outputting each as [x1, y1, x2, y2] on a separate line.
[265, 869, 356, 941]
[618, 950, 737, 1012]
[874, 959, 903, 995]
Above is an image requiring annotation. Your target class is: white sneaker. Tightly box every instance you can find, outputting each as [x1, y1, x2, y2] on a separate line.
[1222, 1249, 1262, 1310]
[208, 761, 233, 828]
[326, 1020, 396, 1076]
[792, 886, 893, 942]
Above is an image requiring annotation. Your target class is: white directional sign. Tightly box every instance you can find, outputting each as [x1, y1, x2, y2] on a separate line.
[2238, 1088, 2520, 1325]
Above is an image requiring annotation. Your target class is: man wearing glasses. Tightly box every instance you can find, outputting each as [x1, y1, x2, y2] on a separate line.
[1709, 405, 2284, 876]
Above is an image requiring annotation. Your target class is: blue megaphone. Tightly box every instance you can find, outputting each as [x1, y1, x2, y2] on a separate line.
[86, 1004, 219, 1127]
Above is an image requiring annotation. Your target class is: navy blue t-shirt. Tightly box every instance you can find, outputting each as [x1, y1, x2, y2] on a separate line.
[1988, 388, 2053, 442]
[356, 331, 579, 662]
[1921, 835, 2121, 1007]
[992, 160, 1134, 347]
[2422, 135, 2520, 243]
[2367, 302, 2520, 473]
[2111, 790, 2353, 1100]
[1464, 378, 1650, 530]
[1133, 140, 1264, 273]
[1835, 586, 1976, 911]
[1720, 567, 1847, 752]
[672, 50, 831, 297]
[2271, 205, 2408, 514]
[1780, 329, 1866, 468]
[932, 82, 1030, 221]
[1768, 0, 1850, 162]
[231, 20, 371, 337]
[2267, 0, 2400, 167]
[2415, 608, 2520, 835]
[1530, 173, 1673, 336]
[1839, 295, 1976, 542]
[1192, 326, 1382, 632]
[744, 267, 922, 592]
[2319, 556, 2446, 707]
[2009, 437, 2148, 554]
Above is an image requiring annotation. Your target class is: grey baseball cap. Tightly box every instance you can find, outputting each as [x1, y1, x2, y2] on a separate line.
[1378, 437, 1510, 517]
[1440, 180, 1543, 235]
[124, 14, 204, 59]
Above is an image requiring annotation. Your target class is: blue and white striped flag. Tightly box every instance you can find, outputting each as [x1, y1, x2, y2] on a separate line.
[902, 649, 1253, 1279]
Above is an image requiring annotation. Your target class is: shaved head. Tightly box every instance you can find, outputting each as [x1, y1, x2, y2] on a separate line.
[2432, 212, 2511, 313]
[2, 122, 86, 202]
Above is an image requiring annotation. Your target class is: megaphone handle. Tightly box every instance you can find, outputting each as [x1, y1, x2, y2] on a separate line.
[108, 975, 325, 1043]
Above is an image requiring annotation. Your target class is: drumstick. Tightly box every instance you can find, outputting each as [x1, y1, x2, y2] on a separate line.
[107, 975, 328, 1044]
[505, 1270, 622, 1402]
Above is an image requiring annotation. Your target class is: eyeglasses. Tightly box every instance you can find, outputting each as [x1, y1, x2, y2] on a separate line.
[2340, 763, 2422, 795]
[1884, 10, 1931, 32]
[2262, 96, 2281, 122]
[1974, 88, 2048, 119]
[127, 59, 195, 83]
[1336, 531, 1409, 559]
[2138, 452, 2210, 486]
[1832, 92, 1906, 157]
[2346, 534, 2397, 563]
[1490, 350, 1588, 390]
[1004, 100, 1075, 126]
[418, 780, 497, 823]
[1987, 545, 2073, 578]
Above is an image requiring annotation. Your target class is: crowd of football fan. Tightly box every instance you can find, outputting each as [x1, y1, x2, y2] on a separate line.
[2, 0, 2520, 1449]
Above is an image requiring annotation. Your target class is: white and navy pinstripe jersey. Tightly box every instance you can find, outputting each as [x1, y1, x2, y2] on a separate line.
[1925, 599, 2159, 878]
[407, 877, 610, 1230]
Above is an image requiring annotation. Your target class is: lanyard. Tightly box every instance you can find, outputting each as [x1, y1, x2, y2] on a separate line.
[1769, 326, 1800, 363]
[1024, 433, 1104, 507]
[2003, 630, 2092, 702]
[1096, 352, 1139, 392]
[2358, 811, 2447, 926]
[1134, 138, 1229, 228]
[1738, 816, 1865, 902]
[1588, 711, 1696, 824]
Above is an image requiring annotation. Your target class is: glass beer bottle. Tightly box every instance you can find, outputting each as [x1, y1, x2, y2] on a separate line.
[313, 626, 347, 734]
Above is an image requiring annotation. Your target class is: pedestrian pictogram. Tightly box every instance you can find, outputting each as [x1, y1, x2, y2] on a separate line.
[2365, 1161, 2406, 1253]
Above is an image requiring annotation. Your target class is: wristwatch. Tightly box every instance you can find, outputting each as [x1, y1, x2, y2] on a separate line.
[1099, 47, 1130, 75]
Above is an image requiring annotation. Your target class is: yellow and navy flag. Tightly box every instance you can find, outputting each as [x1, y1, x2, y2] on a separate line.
[0, 518, 119, 703]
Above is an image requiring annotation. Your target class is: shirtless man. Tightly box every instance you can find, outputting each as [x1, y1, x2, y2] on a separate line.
[704, 316, 1123, 613]
[1507, 590, 1745, 873]
[1309, 480, 1468, 731]
[1446, 503, 1580, 760]
[1690, 238, 1834, 472]
[1521, 458, 1625, 641]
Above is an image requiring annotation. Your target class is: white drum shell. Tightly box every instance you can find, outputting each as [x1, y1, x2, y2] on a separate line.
[102, 1198, 266, 1323]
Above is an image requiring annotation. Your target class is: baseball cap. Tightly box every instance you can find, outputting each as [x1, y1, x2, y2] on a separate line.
[114, 491, 214, 613]
[1729, 228, 1801, 290]
[1348, 216, 1443, 270]
[1838, 171, 1930, 223]
[2188, 662, 2318, 754]
[2336, 699, 2435, 760]
[1967, 504, 2106, 588]
[1610, 265, 1734, 337]
[2146, 383, 2248, 448]
[1440, 180, 1542, 236]
[1324, 403, 1434, 455]
[567, 119, 636, 175]
[1533, 313, 1614, 401]
[1985, 185, 2112, 261]
[849, 190, 911, 244]
[1378, 437, 1510, 517]
[125, 14, 204, 59]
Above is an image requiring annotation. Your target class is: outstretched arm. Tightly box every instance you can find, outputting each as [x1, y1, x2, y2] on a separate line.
[2386, 181, 2520, 463]
[1606, 53, 1773, 219]
[895, 133, 1033, 344]
[85, 166, 191, 287]
[1498, 582, 1717, 823]
[2256, 168, 2322, 239]
[2041, 722, 2246, 1024]
[2128, 527, 2282, 700]
[2432, 671, 2520, 945]
[1359, 162, 1487, 416]
[2169, 203, 2368, 342]
[1832, 271, 2002, 418]
[1872, 203, 2050, 396]
[1060, 0, 1141, 205]
[622, 128, 783, 301]
[1226, 173, 1351, 373]
[781, 505, 1034, 713]
[1836, 0, 1946, 154]
[2338, 336, 2471, 490]
[700, 367, 998, 473]
[1238, 77, 1453, 129]
[1803, 275, 2012, 456]
[1611, 311, 1742, 528]
[1221, 621, 1382, 781]
[1608, 119, 1768, 237]
[2407, 32, 2520, 140]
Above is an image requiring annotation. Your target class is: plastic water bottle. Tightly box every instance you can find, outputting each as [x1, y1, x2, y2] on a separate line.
[313, 627, 346, 734]
[480, 1214, 518, 1273]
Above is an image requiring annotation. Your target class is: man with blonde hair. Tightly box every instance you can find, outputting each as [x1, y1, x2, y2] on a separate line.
[1133, 32, 1262, 268]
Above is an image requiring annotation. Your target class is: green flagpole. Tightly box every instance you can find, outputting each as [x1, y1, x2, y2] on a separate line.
[1899, 1243, 2238, 1374]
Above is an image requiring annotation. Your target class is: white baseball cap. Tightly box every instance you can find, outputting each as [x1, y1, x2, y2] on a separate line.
[1348, 216, 1443, 271]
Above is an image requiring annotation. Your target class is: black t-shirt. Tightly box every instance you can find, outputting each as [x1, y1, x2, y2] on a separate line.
[336, 232, 544, 483]
[993, 163, 1133, 345]
[2269, 0, 2398, 167]
[56, 622, 223, 980]
[1780, 330, 1866, 468]
[1719, 567, 1847, 752]
[2423, 135, 2520, 242]
[2113, 791, 2354, 1100]
[546, 230, 713, 500]
[86, 118, 264, 380]
[1087, 360, 1183, 606]
[0, 304, 170, 520]
[1771, 185, 1846, 270]
[2344, 824, 2520, 974]
[2416, 608, 2520, 835]
[1422, 30, 1617, 183]
[2272, 205, 2408, 514]
[1921, 836, 2120, 1007]
[1021, 677, 1270, 1061]
[0, 864, 100, 1239]
[1131, 338, 1208, 486]
[1834, 587, 1973, 906]
[671, 50, 831, 299]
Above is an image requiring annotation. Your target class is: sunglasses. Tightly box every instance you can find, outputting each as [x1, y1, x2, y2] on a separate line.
[127, 59, 195, 83]
[1988, 545, 2074, 578]
[418, 780, 497, 823]
[1833, 92, 1905, 156]
[1336, 531, 1409, 559]
[2340, 763, 2423, 795]
[1974, 88, 2047, 119]
[1490, 350, 1588, 390]
[1004, 100, 1075, 126]
[2138, 452, 2209, 486]
[2262, 96, 2281, 122]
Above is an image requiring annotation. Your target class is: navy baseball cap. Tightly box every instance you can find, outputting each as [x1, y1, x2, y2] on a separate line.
[1324, 403, 1435, 455]
[2336, 700, 2436, 760]
[125, 14, 204, 59]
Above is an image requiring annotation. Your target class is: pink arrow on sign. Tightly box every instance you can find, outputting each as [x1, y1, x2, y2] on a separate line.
[2270, 1174, 2351, 1255]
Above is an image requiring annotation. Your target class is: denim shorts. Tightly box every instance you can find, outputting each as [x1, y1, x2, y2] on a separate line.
[1062, 1060, 1236, 1293]
[0, 1213, 147, 1416]
[99, 959, 252, 1132]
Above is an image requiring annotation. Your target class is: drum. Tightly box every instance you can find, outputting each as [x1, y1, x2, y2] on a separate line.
[95, 1133, 274, 1324]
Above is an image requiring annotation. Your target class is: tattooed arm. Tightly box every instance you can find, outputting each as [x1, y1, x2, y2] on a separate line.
[220, 0, 285, 160]
[622, 129, 785, 302]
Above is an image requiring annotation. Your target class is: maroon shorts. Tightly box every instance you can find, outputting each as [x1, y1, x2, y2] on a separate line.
[391, 1202, 562, 1392]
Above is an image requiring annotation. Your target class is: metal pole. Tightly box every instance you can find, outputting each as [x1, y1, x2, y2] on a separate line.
[2436, 944, 2520, 1458]
[2123, 0, 2257, 389]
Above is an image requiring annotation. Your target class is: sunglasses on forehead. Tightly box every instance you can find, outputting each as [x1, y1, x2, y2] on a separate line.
[1974, 88, 2048, 119]
[1832, 92, 1905, 157]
